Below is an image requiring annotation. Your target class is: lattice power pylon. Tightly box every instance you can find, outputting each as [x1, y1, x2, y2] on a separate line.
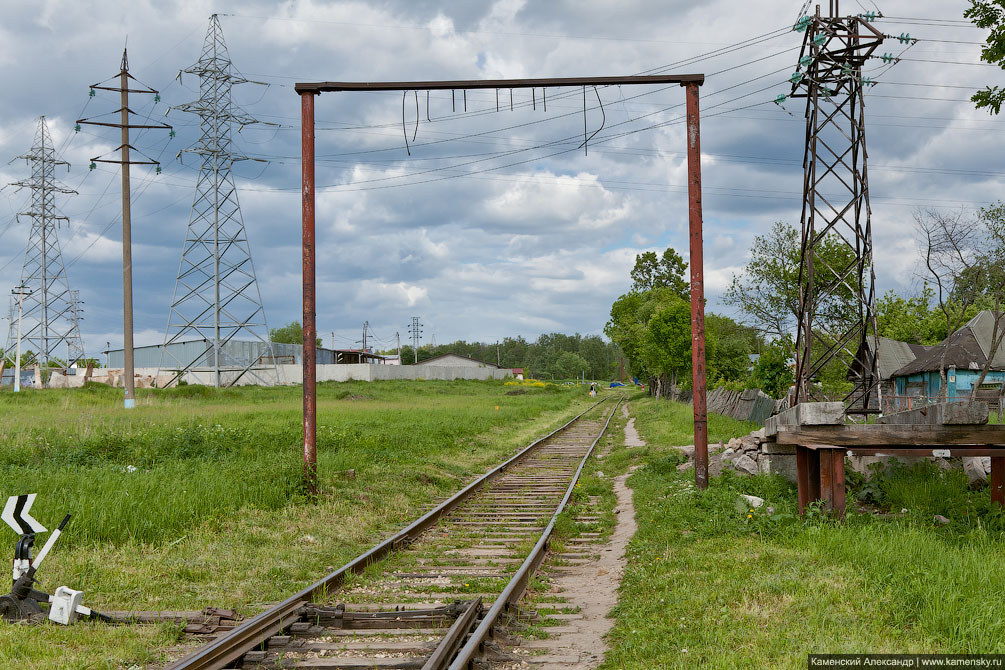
[5, 117, 85, 368]
[789, 3, 884, 411]
[159, 14, 275, 388]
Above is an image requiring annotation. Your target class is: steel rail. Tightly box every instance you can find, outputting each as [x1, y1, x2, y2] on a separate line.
[168, 396, 611, 670]
[422, 597, 482, 670]
[448, 396, 624, 670]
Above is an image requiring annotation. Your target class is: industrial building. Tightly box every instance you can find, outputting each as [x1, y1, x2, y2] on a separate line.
[105, 339, 386, 369]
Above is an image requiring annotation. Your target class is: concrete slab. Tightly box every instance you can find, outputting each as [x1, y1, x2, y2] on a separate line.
[765, 402, 845, 436]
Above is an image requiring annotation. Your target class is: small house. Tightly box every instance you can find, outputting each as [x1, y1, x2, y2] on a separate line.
[890, 311, 1005, 405]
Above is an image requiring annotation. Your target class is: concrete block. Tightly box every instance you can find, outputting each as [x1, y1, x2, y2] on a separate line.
[765, 402, 845, 436]
[760, 441, 796, 455]
[758, 453, 797, 483]
[878, 401, 989, 426]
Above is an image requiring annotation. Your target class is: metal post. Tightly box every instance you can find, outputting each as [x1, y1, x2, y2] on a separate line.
[301, 91, 317, 494]
[120, 52, 135, 409]
[685, 82, 708, 490]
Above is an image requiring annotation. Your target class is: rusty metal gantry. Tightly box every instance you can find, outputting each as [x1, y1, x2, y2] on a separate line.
[296, 74, 708, 493]
[790, 2, 884, 412]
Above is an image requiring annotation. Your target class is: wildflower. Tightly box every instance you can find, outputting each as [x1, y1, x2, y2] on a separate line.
[747, 514, 753, 519]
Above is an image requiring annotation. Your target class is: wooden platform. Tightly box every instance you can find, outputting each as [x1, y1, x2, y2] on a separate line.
[768, 403, 1005, 518]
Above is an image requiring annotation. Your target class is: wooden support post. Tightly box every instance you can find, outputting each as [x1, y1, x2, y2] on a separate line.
[992, 456, 1005, 506]
[797, 446, 810, 514]
[807, 449, 820, 505]
[830, 448, 846, 520]
[819, 449, 833, 512]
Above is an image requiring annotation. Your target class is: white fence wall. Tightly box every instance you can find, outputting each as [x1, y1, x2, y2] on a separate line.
[47, 364, 511, 388]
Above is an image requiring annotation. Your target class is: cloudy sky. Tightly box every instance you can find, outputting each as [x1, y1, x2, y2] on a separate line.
[0, 0, 1000, 357]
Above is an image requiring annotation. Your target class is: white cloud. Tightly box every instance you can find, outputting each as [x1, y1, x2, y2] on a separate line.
[0, 0, 997, 356]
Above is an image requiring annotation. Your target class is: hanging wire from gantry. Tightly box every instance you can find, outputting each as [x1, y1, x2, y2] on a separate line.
[295, 75, 704, 157]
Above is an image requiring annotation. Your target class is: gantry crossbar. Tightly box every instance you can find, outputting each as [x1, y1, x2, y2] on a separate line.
[294, 74, 704, 94]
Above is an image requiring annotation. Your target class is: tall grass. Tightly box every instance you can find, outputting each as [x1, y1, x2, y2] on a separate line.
[0, 380, 581, 546]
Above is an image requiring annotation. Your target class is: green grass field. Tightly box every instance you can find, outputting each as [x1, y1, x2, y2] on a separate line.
[601, 396, 1005, 669]
[0, 379, 592, 668]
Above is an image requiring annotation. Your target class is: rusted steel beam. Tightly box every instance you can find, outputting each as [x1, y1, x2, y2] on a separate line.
[685, 81, 708, 490]
[294, 74, 703, 94]
[301, 91, 318, 495]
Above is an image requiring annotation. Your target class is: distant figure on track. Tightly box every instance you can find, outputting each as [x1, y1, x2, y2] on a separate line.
[589, 382, 597, 398]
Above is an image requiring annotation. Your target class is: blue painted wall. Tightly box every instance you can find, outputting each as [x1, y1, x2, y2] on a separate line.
[894, 369, 1005, 399]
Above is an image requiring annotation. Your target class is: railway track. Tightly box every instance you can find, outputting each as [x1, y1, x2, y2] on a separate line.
[168, 396, 621, 670]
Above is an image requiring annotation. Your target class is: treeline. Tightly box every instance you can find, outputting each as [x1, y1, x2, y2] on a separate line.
[389, 333, 622, 380]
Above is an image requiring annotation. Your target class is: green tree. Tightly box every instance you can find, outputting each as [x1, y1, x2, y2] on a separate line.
[550, 351, 590, 380]
[723, 221, 860, 357]
[966, 0, 1005, 114]
[876, 285, 946, 345]
[270, 321, 322, 347]
[630, 248, 689, 299]
[604, 291, 647, 375]
[750, 341, 794, 399]
[642, 296, 693, 394]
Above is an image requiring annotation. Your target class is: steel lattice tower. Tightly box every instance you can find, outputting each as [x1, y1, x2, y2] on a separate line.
[790, 2, 884, 411]
[159, 14, 275, 387]
[5, 117, 85, 368]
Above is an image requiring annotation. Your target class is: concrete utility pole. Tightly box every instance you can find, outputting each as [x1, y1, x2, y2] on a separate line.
[396, 331, 401, 362]
[497, 340, 500, 367]
[12, 284, 31, 393]
[78, 49, 171, 408]
[362, 320, 368, 352]
[330, 331, 334, 350]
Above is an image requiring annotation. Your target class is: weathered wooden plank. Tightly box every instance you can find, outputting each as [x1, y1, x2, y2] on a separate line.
[765, 402, 845, 437]
[878, 401, 989, 426]
[775, 424, 1005, 447]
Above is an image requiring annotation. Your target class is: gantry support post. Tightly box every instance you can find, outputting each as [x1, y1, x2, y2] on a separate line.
[301, 91, 318, 495]
[684, 82, 708, 490]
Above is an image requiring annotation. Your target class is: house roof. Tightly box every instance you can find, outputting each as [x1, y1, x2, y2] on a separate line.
[876, 337, 931, 379]
[893, 310, 1005, 377]
[849, 336, 930, 380]
[415, 352, 500, 368]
